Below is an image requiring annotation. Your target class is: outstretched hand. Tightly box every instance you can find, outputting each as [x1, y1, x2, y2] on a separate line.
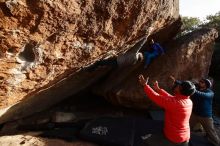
[169, 75, 176, 84]
[153, 81, 160, 91]
[138, 74, 149, 86]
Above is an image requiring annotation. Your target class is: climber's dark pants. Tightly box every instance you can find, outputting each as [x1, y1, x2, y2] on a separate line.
[144, 51, 159, 66]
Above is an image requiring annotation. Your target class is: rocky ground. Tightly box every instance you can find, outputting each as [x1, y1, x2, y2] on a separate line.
[0, 135, 98, 146]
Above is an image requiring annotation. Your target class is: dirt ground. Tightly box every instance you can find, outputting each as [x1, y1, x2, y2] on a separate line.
[0, 134, 99, 146]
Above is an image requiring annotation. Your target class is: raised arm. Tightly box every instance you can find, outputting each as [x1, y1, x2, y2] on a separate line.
[138, 75, 175, 109]
[193, 89, 214, 98]
[153, 81, 173, 97]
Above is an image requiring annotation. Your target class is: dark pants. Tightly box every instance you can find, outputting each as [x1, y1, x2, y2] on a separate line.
[142, 134, 189, 146]
[190, 113, 220, 146]
[144, 51, 159, 66]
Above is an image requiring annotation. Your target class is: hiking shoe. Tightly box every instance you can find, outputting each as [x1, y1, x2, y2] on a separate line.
[207, 136, 220, 146]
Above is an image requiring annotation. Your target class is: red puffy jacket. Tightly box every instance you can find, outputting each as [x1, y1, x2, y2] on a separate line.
[144, 85, 192, 143]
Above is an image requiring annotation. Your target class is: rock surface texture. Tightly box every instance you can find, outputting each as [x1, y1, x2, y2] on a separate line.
[0, 0, 180, 123]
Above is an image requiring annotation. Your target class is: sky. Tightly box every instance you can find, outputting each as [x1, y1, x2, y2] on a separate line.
[180, 0, 220, 20]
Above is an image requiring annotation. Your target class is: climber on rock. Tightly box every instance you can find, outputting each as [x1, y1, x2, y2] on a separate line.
[143, 39, 165, 69]
[92, 51, 144, 69]
[86, 36, 146, 71]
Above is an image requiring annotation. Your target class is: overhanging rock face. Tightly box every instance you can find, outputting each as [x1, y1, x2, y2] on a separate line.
[0, 0, 180, 123]
[93, 28, 218, 109]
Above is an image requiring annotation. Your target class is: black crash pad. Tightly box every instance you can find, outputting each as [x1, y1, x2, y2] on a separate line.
[79, 117, 163, 146]
[23, 116, 215, 146]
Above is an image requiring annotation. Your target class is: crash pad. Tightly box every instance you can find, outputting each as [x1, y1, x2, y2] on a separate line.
[79, 117, 163, 146]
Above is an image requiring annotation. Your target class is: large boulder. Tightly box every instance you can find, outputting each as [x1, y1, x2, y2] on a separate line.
[93, 28, 219, 109]
[0, 0, 180, 123]
[210, 42, 220, 79]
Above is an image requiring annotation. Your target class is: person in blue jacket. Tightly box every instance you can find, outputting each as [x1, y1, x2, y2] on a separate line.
[190, 78, 220, 146]
[143, 39, 165, 69]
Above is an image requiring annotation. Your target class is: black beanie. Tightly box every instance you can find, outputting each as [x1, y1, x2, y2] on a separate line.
[202, 78, 212, 88]
[180, 81, 196, 96]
